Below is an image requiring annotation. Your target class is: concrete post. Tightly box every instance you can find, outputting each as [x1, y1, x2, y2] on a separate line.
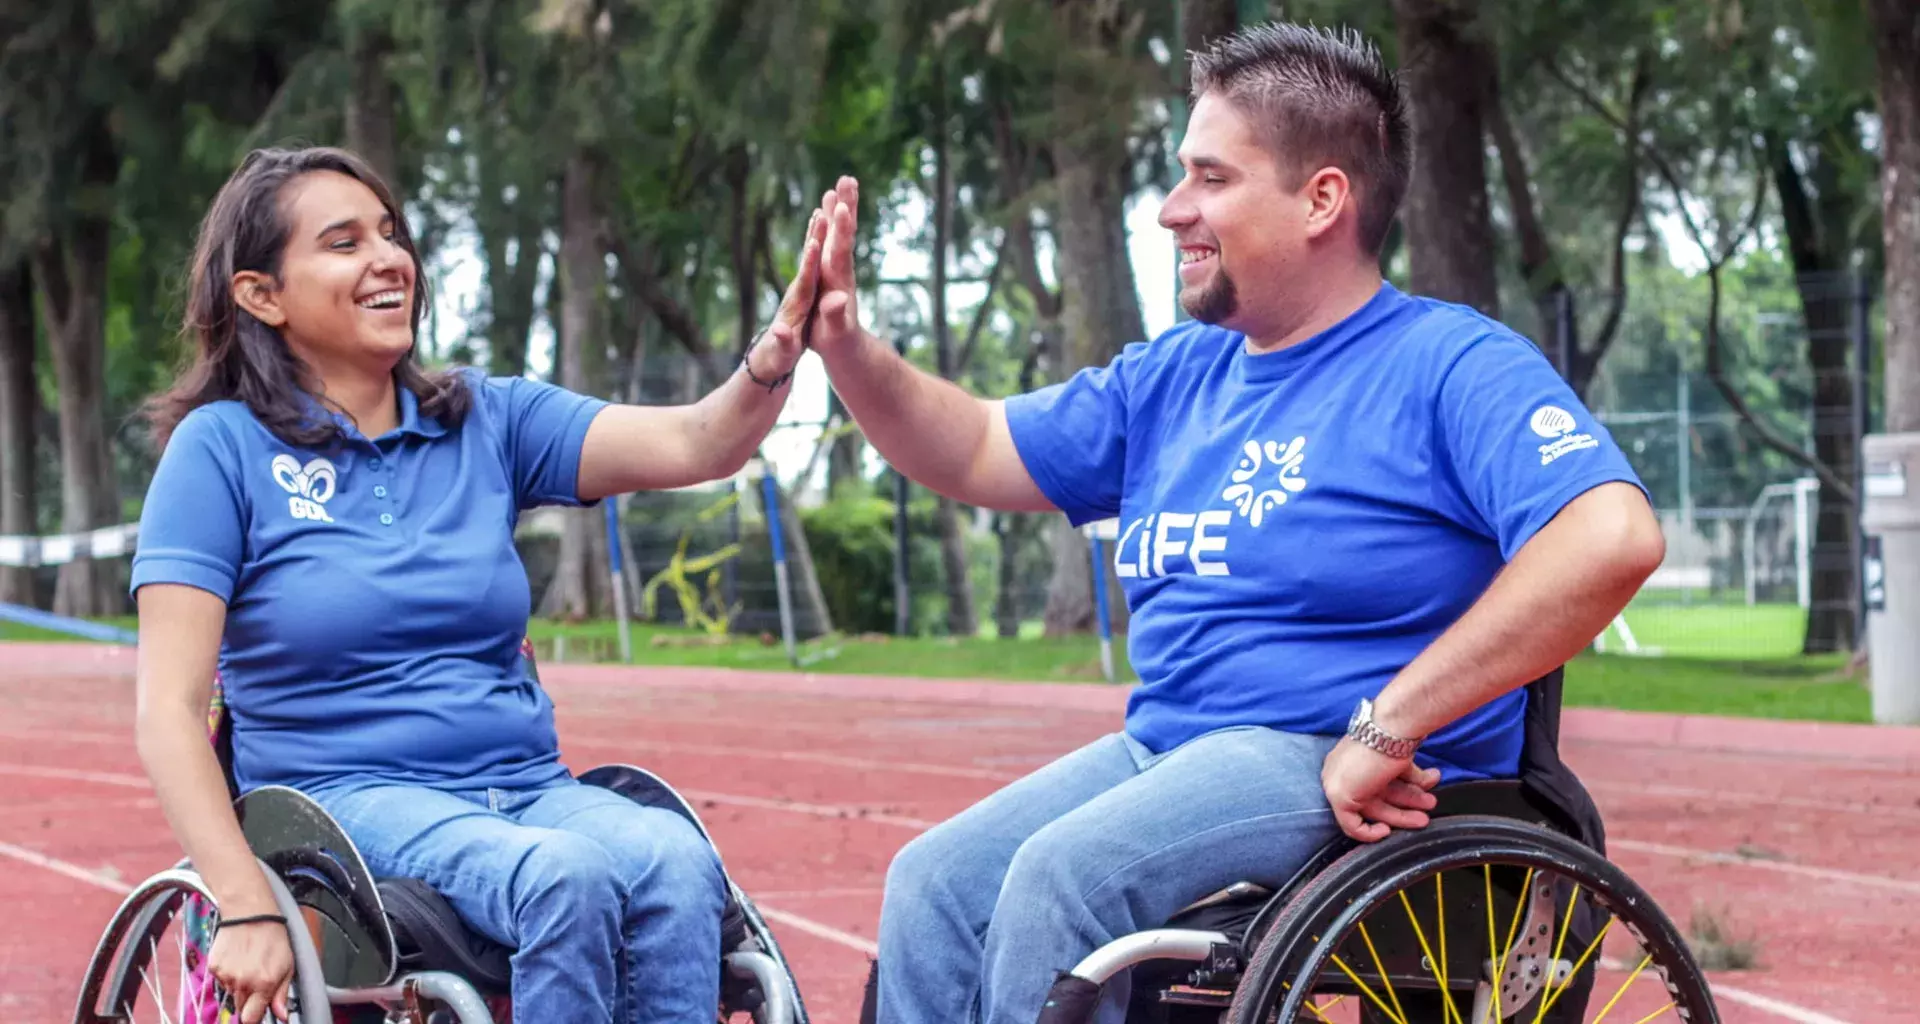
[1862, 432, 1920, 724]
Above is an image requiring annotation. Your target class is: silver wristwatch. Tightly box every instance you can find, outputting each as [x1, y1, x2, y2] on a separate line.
[1346, 698, 1422, 759]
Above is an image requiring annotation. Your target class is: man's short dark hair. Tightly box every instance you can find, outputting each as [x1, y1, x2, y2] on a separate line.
[1189, 23, 1411, 255]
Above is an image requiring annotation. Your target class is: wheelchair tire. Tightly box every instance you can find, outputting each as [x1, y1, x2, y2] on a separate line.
[1225, 816, 1718, 1024]
[72, 865, 333, 1024]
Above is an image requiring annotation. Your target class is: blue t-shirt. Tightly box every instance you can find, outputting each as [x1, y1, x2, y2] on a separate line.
[129, 370, 608, 795]
[1003, 283, 1644, 780]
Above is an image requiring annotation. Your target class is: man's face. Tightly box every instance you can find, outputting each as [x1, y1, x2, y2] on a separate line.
[1158, 92, 1314, 332]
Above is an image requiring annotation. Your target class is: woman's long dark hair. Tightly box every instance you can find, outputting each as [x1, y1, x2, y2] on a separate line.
[147, 146, 471, 450]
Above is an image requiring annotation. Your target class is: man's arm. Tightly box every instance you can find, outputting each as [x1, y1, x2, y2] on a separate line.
[1370, 481, 1663, 738]
[1320, 481, 1664, 842]
[805, 177, 1057, 513]
[575, 210, 826, 501]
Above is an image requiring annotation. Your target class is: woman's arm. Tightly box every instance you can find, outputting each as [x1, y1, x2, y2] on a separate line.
[134, 583, 292, 1022]
[574, 210, 827, 500]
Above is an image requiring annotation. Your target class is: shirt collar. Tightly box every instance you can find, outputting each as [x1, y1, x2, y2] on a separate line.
[296, 376, 449, 443]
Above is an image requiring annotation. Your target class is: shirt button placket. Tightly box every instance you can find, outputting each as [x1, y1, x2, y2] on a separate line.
[369, 450, 396, 528]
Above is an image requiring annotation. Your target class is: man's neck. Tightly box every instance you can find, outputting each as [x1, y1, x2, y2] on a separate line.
[1242, 267, 1385, 355]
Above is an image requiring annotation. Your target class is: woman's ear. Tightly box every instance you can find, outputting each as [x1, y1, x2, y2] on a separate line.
[231, 271, 287, 327]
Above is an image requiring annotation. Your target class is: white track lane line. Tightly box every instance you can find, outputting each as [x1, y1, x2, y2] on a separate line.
[0, 762, 152, 788]
[1711, 985, 1857, 1024]
[1609, 838, 1920, 895]
[752, 904, 879, 956]
[0, 838, 132, 894]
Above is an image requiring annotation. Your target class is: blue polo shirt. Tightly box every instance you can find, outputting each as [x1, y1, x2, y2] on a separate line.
[1003, 283, 1644, 780]
[129, 370, 607, 795]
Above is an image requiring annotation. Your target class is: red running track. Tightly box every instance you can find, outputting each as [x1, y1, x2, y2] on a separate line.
[2, 642, 1917, 1023]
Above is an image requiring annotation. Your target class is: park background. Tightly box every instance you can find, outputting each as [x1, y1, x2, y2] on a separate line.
[3, 0, 1919, 728]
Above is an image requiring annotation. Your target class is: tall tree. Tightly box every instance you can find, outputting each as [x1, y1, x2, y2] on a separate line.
[1496, 42, 1647, 395]
[1039, 0, 1153, 637]
[37, 121, 122, 618]
[1767, 117, 1873, 653]
[1871, 0, 1920, 434]
[928, 62, 981, 638]
[537, 149, 616, 621]
[1392, 0, 1501, 315]
[0, 259, 37, 605]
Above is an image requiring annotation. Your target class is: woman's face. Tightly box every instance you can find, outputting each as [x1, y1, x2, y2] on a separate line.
[237, 170, 418, 379]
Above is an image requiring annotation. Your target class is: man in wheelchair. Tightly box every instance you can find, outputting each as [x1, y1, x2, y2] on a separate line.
[795, 21, 1668, 1024]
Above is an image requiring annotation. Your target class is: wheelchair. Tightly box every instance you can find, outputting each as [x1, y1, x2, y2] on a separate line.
[864, 669, 1722, 1024]
[71, 638, 809, 1024]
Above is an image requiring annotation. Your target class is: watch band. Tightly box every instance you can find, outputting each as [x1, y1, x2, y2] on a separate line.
[1347, 698, 1422, 759]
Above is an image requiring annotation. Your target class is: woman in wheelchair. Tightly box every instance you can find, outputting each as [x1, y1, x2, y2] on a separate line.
[125, 146, 826, 1024]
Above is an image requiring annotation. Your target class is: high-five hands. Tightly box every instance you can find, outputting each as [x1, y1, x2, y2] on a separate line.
[805, 176, 864, 359]
[744, 201, 831, 390]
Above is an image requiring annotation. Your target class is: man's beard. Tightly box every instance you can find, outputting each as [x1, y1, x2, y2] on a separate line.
[1179, 266, 1239, 325]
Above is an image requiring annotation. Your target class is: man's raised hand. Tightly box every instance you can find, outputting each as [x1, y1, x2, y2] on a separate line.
[809, 176, 863, 358]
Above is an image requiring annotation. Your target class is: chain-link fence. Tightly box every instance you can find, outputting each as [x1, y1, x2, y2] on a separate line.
[1582, 270, 1877, 659]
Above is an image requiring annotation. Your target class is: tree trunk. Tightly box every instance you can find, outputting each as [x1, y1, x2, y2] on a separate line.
[1043, 1, 1145, 637]
[1179, 0, 1241, 95]
[1392, 0, 1501, 316]
[930, 75, 979, 638]
[346, 30, 400, 192]
[825, 388, 863, 496]
[1872, 0, 1920, 434]
[0, 259, 39, 606]
[537, 150, 612, 622]
[1769, 133, 1862, 654]
[478, 179, 544, 377]
[38, 213, 123, 618]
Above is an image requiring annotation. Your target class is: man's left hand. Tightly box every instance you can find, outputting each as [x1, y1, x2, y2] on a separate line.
[1322, 738, 1441, 843]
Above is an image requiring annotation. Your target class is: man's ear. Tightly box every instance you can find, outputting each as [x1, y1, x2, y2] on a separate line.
[1300, 167, 1353, 242]
[231, 270, 287, 327]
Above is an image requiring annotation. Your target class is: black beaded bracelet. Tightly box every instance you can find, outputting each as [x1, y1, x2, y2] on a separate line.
[740, 350, 793, 392]
[215, 912, 288, 932]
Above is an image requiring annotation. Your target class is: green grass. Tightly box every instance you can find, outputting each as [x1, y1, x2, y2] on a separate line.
[525, 619, 1133, 683]
[5, 613, 1874, 724]
[1565, 650, 1867, 723]
[0, 614, 138, 643]
[1613, 598, 1808, 659]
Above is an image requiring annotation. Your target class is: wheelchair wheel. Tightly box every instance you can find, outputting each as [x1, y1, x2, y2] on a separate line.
[1225, 817, 1718, 1024]
[73, 865, 334, 1024]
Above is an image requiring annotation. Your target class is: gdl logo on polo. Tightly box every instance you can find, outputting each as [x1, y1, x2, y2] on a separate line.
[272, 454, 337, 522]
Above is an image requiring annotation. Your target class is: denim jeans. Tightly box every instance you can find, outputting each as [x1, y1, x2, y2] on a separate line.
[307, 774, 727, 1024]
[875, 726, 1342, 1024]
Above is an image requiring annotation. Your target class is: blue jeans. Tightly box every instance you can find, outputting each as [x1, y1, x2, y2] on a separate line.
[307, 774, 727, 1024]
[876, 727, 1342, 1024]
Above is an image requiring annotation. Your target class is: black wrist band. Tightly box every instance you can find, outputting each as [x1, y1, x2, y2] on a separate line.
[740, 350, 793, 392]
[216, 912, 288, 932]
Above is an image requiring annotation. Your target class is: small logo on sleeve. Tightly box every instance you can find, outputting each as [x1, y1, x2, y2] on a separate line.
[1530, 405, 1599, 465]
[271, 454, 337, 522]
